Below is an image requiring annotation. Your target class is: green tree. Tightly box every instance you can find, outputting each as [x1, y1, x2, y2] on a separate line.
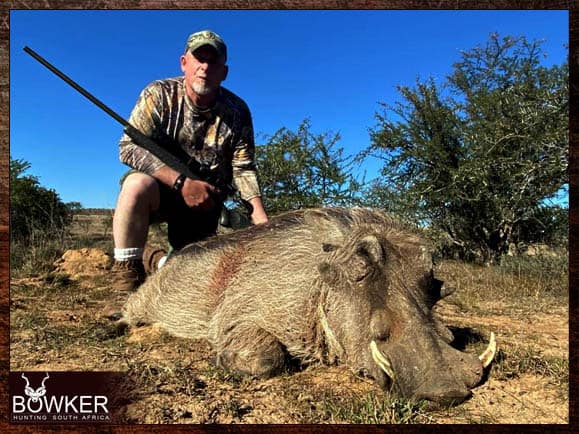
[10, 157, 72, 242]
[361, 34, 568, 263]
[256, 119, 362, 214]
[65, 201, 83, 214]
[513, 204, 568, 248]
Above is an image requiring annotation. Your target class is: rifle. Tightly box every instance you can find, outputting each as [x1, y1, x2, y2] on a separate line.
[23, 46, 236, 199]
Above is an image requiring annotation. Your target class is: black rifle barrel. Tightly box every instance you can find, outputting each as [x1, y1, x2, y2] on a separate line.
[23, 46, 129, 128]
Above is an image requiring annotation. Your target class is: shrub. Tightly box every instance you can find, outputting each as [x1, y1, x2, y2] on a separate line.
[10, 158, 75, 275]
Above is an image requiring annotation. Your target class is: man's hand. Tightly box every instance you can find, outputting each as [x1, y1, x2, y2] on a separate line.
[181, 178, 219, 210]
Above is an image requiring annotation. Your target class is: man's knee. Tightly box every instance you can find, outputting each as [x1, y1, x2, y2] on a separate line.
[118, 172, 161, 212]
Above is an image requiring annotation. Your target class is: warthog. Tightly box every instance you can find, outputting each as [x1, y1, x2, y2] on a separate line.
[122, 207, 496, 405]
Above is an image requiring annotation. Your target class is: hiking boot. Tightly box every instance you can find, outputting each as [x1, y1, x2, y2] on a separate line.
[102, 288, 131, 321]
[143, 246, 168, 275]
[103, 260, 146, 320]
[111, 259, 146, 291]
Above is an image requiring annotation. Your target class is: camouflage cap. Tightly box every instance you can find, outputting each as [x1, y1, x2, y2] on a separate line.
[184, 30, 227, 62]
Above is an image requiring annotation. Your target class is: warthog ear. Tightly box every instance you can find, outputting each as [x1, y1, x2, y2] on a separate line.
[357, 235, 385, 264]
[318, 236, 385, 286]
[345, 235, 385, 282]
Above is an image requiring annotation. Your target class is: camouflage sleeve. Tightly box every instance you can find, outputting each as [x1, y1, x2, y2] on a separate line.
[232, 109, 262, 201]
[119, 82, 166, 175]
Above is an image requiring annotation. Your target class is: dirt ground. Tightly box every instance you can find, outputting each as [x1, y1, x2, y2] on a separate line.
[10, 242, 569, 425]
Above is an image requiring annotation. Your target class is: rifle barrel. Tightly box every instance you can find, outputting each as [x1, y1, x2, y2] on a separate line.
[23, 46, 129, 127]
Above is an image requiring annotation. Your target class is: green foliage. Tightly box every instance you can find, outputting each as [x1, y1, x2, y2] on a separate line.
[10, 157, 76, 274]
[512, 204, 568, 247]
[10, 157, 73, 241]
[361, 34, 568, 263]
[65, 201, 83, 214]
[256, 119, 363, 214]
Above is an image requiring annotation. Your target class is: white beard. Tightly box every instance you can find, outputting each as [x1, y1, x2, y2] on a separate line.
[192, 81, 216, 96]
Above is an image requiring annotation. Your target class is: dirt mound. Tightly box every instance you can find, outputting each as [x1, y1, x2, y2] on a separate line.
[53, 248, 112, 277]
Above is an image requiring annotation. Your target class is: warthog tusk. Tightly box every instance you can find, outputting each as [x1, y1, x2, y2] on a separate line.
[479, 332, 497, 368]
[370, 340, 395, 380]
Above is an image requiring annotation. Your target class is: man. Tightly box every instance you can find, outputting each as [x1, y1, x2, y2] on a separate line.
[111, 30, 268, 297]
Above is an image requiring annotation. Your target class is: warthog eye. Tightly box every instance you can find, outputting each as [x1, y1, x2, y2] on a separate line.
[322, 243, 338, 252]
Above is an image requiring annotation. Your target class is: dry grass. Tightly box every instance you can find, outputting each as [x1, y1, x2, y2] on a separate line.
[436, 256, 568, 314]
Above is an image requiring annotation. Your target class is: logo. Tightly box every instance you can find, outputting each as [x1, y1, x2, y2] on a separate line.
[22, 373, 49, 403]
[10, 372, 122, 424]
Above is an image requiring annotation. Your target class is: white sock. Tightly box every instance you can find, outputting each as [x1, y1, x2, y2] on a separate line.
[114, 247, 144, 261]
[157, 255, 168, 269]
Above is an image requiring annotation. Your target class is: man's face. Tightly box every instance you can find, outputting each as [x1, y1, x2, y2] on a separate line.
[181, 45, 228, 98]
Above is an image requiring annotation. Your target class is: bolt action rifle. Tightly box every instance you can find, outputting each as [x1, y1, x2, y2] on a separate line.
[23, 46, 237, 201]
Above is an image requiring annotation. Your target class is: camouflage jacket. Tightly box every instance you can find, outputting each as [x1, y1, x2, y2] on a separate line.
[119, 77, 261, 201]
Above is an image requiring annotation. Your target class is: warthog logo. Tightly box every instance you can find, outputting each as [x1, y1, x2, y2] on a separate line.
[21, 373, 49, 403]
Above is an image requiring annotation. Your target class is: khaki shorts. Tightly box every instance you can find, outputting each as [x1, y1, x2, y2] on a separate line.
[121, 170, 222, 250]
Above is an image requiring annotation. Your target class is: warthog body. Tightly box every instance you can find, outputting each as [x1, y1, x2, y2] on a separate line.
[122, 207, 494, 405]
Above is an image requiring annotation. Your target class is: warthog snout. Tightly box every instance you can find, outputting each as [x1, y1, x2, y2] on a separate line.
[415, 386, 472, 407]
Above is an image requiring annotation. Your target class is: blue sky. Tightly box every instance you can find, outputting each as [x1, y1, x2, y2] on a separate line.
[10, 9, 568, 209]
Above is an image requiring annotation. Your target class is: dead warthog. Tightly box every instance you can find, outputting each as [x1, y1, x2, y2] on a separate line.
[122, 207, 496, 406]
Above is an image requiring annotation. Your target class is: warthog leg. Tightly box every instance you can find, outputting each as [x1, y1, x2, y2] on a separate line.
[214, 326, 286, 378]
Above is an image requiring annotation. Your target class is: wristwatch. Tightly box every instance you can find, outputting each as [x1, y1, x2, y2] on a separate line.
[172, 174, 187, 192]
